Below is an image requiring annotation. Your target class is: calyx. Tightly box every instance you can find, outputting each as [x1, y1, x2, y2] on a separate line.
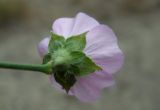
[43, 32, 102, 92]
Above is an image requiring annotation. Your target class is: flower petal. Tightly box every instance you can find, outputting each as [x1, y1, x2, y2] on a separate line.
[49, 75, 64, 92]
[70, 12, 100, 35]
[37, 37, 50, 57]
[52, 12, 100, 38]
[84, 25, 124, 74]
[70, 71, 114, 102]
[52, 18, 74, 38]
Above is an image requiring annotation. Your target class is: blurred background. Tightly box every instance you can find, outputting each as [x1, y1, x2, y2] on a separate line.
[0, 0, 160, 110]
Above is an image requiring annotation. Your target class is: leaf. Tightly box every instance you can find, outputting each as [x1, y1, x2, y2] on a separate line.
[65, 33, 86, 51]
[48, 33, 65, 53]
[70, 51, 102, 76]
[43, 53, 51, 64]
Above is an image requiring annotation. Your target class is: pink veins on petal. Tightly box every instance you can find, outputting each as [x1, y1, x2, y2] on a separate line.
[37, 12, 124, 102]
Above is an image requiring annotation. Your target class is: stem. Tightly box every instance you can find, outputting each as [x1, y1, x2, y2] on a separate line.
[0, 61, 52, 74]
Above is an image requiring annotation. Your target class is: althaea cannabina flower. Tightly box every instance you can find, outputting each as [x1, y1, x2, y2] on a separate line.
[38, 12, 124, 102]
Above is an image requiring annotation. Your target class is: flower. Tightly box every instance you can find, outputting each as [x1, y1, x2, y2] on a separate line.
[38, 12, 124, 102]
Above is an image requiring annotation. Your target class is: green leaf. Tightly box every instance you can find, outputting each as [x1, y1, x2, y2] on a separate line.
[48, 33, 65, 53]
[43, 53, 51, 64]
[70, 51, 102, 76]
[65, 33, 86, 51]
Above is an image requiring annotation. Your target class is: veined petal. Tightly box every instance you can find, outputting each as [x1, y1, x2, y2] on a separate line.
[37, 37, 50, 57]
[52, 12, 100, 38]
[52, 18, 74, 38]
[84, 25, 124, 74]
[70, 71, 114, 102]
[70, 12, 100, 35]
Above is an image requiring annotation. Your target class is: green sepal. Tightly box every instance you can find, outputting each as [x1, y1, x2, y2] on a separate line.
[48, 33, 65, 53]
[70, 51, 102, 76]
[65, 33, 86, 51]
[53, 65, 76, 93]
[43, 53, 51, 64]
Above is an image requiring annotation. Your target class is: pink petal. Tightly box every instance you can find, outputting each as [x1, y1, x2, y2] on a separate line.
[37, 37, 50, 57]
[52, 12, 99, 38]
[70, 71, 114, 102]
[70, 12, 100, 35]
[52, 18, 74, 38]
[84, 25, 124, 74]
[49, 75, 64, 92]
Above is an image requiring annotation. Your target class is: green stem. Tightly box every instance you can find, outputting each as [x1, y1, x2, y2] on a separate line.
[0, 61, 52, 74]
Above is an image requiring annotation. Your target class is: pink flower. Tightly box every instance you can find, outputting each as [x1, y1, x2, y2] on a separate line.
[38, 12, 124, 102]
